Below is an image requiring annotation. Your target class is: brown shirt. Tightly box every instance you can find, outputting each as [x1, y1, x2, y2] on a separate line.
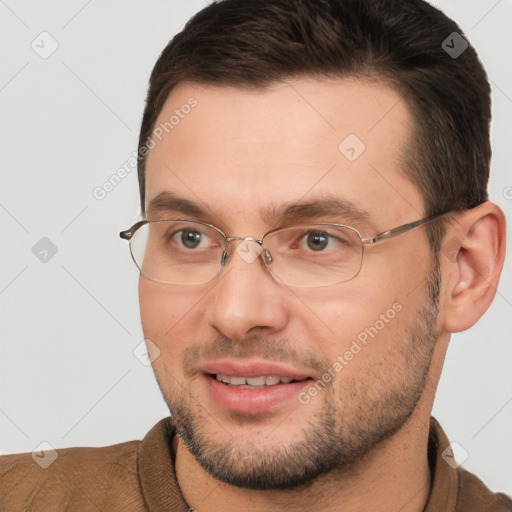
[1, 417, 510, 511]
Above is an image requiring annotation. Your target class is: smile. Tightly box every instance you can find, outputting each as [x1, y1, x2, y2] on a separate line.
[214, 374, 307, 388]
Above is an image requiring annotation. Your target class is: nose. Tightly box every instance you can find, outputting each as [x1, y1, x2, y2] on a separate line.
[205, 240, 289, 341]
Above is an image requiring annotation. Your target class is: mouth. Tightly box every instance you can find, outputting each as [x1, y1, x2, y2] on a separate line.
[212, 373, 310, 389]
[200, 361, 315, 414]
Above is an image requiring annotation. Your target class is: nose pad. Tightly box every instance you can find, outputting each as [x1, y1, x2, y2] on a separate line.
[220, 245, 272, 269]
[220, 250, 229, 267]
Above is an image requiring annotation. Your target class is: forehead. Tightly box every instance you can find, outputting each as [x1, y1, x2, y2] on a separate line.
[144, 77, 424, 232]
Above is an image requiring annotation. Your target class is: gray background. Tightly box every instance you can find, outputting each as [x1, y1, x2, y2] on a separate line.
[1, 0, 511, 495]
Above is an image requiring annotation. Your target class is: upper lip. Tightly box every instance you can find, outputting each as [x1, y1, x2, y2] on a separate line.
[200, 360, 312, 380]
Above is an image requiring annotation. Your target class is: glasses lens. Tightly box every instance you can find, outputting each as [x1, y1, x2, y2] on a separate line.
[130, 220, 225, 285]
[263, 225, 363, 287]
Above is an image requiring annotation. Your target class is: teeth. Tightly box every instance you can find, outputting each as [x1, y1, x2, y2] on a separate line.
[215, 374, 298, 387]
[246, 376, 266, 386]
[229, 376, 246, 385]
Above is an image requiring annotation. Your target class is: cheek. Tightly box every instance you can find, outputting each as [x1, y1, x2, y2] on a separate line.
[138, 279, 205, 353]
[300, 276, 399, 334]
[297, 251, 426, 359]
[139, 280, 171, 335]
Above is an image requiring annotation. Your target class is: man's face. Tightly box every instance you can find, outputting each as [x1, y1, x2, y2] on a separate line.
[140, 77, 441, 489]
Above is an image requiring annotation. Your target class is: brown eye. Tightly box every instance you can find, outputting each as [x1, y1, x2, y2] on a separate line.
[180, 230, 202, 248]
[306, 232, 329, 251]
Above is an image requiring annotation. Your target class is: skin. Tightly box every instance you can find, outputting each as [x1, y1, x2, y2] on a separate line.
[139, 77, 506, 512]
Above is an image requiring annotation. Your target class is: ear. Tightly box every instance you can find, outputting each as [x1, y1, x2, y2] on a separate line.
[441, 202, 506, 333]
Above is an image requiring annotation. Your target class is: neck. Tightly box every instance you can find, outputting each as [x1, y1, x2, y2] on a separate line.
[174, 409, 433, 512]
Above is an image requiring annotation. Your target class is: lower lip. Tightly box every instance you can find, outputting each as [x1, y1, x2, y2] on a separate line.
[204, 374, 311, 414]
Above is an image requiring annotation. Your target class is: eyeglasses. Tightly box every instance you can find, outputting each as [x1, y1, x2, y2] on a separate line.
[120, 213, 446, 288]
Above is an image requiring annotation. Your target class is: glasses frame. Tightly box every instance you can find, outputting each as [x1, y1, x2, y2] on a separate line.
[119, 212, 448, 287]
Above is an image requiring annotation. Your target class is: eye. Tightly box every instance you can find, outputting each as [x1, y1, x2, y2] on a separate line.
[305, 231, 329, 251]
[297, 230, 348, 252]
[178, 229, 203, 249]
[169, 227, 215, 250]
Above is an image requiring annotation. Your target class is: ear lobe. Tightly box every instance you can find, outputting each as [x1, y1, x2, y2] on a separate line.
[441, 203, 506, 333]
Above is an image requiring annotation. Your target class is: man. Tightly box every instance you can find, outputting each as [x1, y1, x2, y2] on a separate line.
[1, 0, 510, 510]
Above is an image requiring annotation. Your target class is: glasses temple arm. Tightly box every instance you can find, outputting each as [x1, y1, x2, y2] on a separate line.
[119, 220, 148, 240]
[361, 213, 448, 245]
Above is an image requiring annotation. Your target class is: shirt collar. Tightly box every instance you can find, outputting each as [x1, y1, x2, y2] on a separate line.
[138, 417, 189, 511]
[424, 417, 460, 512]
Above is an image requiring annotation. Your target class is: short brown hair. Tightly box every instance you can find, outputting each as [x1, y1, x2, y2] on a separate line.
[137, 0, 491, 249]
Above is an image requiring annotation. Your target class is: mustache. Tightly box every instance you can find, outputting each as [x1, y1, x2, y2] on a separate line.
[183, 335, 327, 377]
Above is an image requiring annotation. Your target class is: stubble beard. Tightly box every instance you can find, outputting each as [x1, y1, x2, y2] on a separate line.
[154, 265, 441, 490]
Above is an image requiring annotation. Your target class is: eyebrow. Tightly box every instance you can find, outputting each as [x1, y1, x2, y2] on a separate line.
[147, 192, 206, 219]
[261, 196, 373, 228]
[146, 191, 374, 229]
